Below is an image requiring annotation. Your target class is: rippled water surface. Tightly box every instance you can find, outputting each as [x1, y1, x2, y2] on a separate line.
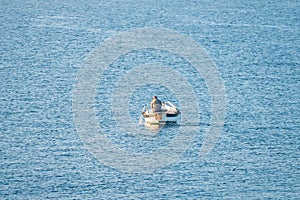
[1, 0, 299, 199]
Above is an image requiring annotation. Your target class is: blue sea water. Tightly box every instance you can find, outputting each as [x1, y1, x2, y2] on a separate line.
[1, 0, 299, 199]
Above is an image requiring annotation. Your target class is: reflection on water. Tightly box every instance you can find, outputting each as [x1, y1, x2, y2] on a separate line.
[144, 122, 165, 131]
[143, 122, 181, 131]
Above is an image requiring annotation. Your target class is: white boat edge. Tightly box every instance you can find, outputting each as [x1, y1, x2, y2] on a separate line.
[141, 101, 181, 125]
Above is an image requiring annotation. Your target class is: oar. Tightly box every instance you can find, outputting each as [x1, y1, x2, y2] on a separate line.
[138, 106, 145, 125]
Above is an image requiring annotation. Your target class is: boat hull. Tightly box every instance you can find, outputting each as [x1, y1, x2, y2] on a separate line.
[143, 112, 180, 125]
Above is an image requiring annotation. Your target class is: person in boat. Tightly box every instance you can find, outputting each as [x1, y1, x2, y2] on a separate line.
[150, 96, 162, 113]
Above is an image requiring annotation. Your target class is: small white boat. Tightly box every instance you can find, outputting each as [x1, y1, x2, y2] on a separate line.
[140, 101, 181, 125]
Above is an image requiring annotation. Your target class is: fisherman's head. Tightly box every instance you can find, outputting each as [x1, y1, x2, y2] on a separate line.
[152, 96, 157, 99]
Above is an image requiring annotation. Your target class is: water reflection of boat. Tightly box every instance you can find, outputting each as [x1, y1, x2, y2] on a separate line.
[140, 101, 181, 125]
[144, 123, 165, 130]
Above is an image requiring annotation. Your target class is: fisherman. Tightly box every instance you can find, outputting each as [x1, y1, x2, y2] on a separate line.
[150, 96, 162, 113]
